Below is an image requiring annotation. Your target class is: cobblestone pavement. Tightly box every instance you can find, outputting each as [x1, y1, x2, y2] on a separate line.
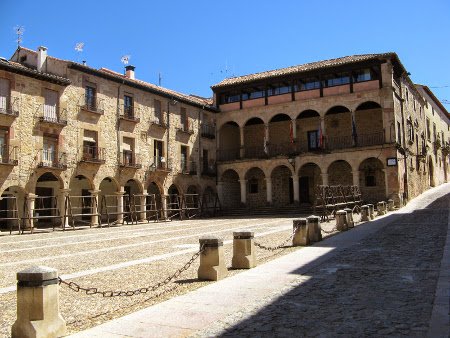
[0, 213, 344, 337]
[201, 195, 449, 337]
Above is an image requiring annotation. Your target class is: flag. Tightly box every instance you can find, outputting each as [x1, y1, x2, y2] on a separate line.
[289, 122, 294, 144]
[318, 121, 323, 148]
[352, 114, 357, 146]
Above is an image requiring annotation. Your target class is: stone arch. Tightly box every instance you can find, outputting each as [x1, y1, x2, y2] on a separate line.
[219, 121, 240, 161]
[167, 184, 181, 196]
[99, 177, 120, 222]
[245, 167, 266, 208]
[325, 105, 352, 150]
[271, 165, 293, 206]
[298, 162, 322, 203]
[244, 117, 265, 159]
[355, 101, 384, 146]
[186, 185, 198, 194]
[358, 157, 386, 202]
[269, 114, 292, 153]
[69, 174, 94, 193]
[296, 110, 320, 150]
[147, 181, 163, 211]
[221, 169, 240, 209]
[327, 160, 353, 186]
[0, 186, 27, 230]
[125, 179, 142, 201]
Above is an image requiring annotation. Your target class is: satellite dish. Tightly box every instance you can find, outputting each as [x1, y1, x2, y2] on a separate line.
[121, 55, 131, 65]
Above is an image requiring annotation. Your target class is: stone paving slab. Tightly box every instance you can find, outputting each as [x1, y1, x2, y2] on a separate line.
[69, 184, 450, 338]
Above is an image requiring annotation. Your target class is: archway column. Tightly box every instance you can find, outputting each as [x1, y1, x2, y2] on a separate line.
[59, 189, 70, 229]
[239, 179, 247, 204]
[265, 177, 272, 204]
[292, 174, 299, 203]
[321, 173, 329, 186]
[240, 126, 245, 158]
[140, 189, 148, 222]
[217, 181, 224, 205]
[26, 193, 37, 230]
[351, 170, 360, 186]
[291, 119, 297, 140]
[116, 188, 125, 223]
[89, 190, 100, 226]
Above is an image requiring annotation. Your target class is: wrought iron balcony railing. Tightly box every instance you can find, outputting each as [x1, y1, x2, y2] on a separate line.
[0, 145, 18, 165]
[149, 116, 167, 128]
[80, 146, 106, 163]
[0, 96, 19, 117]
[119, 151, 142, 169]
[217, 148, 240, 162]
[180, 161, 197, 175]
[37, 150, 67, 169]
[39, 107, 68, 126]
[176, 124, 194, 135]
[149, 156, 171, 171]
[201, 165, 216, 177]
[80, 95, 105, 115]
[119, 105, 140, 122]
[201, 124, 216, 139]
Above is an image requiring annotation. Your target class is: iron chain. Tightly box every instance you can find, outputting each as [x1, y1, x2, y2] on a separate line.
[320, 226, 338, 234]
[254, 228, 297, 251]
[59, 244, 205, 298]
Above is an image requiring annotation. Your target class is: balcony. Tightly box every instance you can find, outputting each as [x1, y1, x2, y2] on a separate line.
[326, 131, 385, 151]
[80, 96, 105, 115]
[176, 124, 194, 135]
[0, 96, 19, 118]
[0, 145, 18, 166]
[149, 156, 171, 172]
[267, 142, 301, 157]
[149, 116, 167, 129]
[119, 151, 142, 169]
[201, 124, 216, 139]
[80, 146, 106, 164]
[119, 105, 140, 123]
[37, 150, 67, 170]
[201, 165, 216, 177]
[243, 146, 267, 159]
[180, 161, 197, 175]
[39, 107, 68, 127]
[217, 148, 240, 162]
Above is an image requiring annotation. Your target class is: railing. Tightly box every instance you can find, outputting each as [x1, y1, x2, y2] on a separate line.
[244, 146, 267, 159]
[326, 135, 353, 150]
[202, 165, 216, 177]
[80, 146, 105, 163]
[149, 116, 167, 128]
[180, 161, 197, 175]
[357, 131, 385, 147]
[217, 148, 240, 161]
[201, 124, 215, 139]
[150, 156, 171, 171]
[327, 131, 385, 150]
[39, 107, 67, 126]
[119, 105, 140, 122]
[0, 96, 19, 117]
[37, 150, 67, 169]
[176, 124, 194, 134]
[80, 95, 105, 114]
[267, 142, 301, 157]
[0, 145, 18, 165]
[119, 151, 142, 168]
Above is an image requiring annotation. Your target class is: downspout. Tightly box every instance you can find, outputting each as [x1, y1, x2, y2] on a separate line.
[399, 78, 408, 201]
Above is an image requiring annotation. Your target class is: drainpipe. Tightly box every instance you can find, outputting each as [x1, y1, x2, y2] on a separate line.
[399, 78, 409, 201]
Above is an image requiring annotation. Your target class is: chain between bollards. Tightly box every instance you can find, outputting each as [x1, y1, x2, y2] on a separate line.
[59, 244, 205, 297]
[254, 228, 297, 251]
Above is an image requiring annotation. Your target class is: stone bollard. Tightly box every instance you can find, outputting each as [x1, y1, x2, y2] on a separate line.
[198, 236, 227, 281]
[292, 219, 309, 246]
[12, 266, 66, 338]
[387, 199, 395, 211]
[336, 210, 348, 231]
[361, 205, 370, 222]
[367, 204, 375, 219]
[377, 201, 386, 216]
[306, 216, 322, 242]
[232, 231, 256, 269]
[343, 208, 354, 228]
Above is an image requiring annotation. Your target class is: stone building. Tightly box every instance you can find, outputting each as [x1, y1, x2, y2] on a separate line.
[0, 46, 217, 229]
[210, 53, 449, 209]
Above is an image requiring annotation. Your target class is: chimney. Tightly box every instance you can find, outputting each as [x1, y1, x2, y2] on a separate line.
[37, 46, 47, 72]
[125, 65, 135, 80]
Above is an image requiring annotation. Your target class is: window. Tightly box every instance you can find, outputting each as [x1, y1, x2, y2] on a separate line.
[154, 140, 164, 168]
[307, 130, 319, 150]
[268, 84, 291, 96]
[44, 89, 58, 121]
[353, 68, 377, 82]
[297, 79, 320, 91]
[397, 122, 402, 144]
[0, 128, 7, 161]
[246, 89, 264, 100]
[180, 107, 189, 131]
[249, 179, 258, 194]
[0, 78, 10, 113]
[43, 136, 58, 165]
[85, 85, 96, 110]
[323, 73, 350, 87]
[124, 95, 133, 117]
[407, 120, 414, 143]
[365, 175, 376, 187]
[426, 119, 431, 141]
[180, 145, 188, 171]
[83, 130, 97, 159]
[154, 99, 162, 122]
[122, 137, 134, 165]
[433, 123, 437, 142]
[221, 93, 240, 104]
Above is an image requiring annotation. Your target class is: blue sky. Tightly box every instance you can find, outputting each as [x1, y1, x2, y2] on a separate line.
[0, 0, 449, 103]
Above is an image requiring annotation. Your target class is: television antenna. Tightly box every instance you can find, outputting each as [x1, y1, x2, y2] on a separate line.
[75, 42, 84, 52]
[120, 55, 131, 65]
[14, 25, 25, 48]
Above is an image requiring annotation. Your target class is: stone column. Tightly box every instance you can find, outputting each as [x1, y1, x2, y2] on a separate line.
[232, 231, 256, 269]
[140, 190, 148, 222]
[361, 205, 370, 221]
[239, 126, 245, 158]
[265, 177, 272, 204]
[351, 170, 360, 187]
[291, 119, 297, 139]
[198, 236, 227, 281]
[88, 190, 100, 227]
[59, 189, 70, 230]
[321, 173, 329, 186]
[26, 194, 37, 231]
[293, 219, 309, 246]
[239, 179, 247, 205]
[292, 174, 300, 204]
[217, 181, 224, 205]
[12, 266, 66, 338]
[320, 116, 326, 147]
[116, 189, 125, 223]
